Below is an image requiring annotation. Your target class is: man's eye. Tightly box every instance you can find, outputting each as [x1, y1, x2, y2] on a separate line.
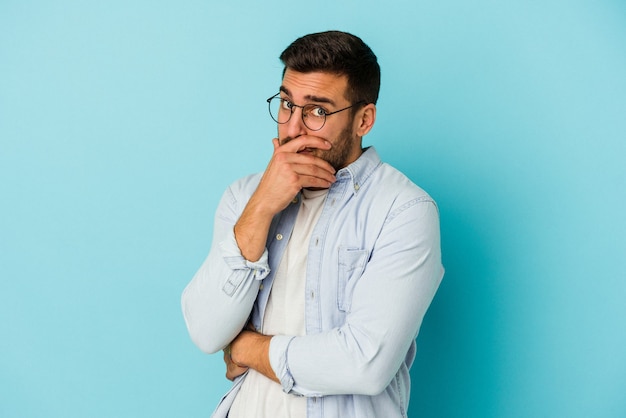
[281, 99, 293, 110]
[309, 106, 327, 117]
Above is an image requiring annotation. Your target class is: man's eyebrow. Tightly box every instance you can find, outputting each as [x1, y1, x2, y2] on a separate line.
[279, 85, 336, 106]
[304, 95, 335, 106]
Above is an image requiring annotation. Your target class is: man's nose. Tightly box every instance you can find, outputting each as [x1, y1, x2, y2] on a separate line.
[285, 108, 308, 138]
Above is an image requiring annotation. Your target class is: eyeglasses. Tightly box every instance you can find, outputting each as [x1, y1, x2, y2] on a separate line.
[266, 93, 365, 131]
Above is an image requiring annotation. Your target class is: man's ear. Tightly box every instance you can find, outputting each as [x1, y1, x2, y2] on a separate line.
[355, 104, 376, 137]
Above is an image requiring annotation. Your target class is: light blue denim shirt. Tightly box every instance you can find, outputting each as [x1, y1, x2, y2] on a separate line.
[182, 147, 444, 418]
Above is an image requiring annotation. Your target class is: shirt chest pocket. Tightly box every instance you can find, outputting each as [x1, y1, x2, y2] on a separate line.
[337, 247, 369, 312]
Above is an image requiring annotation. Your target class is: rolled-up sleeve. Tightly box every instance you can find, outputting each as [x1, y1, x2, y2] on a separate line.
[219, 232, 270, 296]
[181, 181, 270, 354]
[269, 335, 298, 393]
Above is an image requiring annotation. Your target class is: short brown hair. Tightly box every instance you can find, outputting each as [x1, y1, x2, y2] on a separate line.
[279, 31, 380, 105]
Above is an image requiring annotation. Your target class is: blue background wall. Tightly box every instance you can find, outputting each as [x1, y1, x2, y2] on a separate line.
[1, 1, 625, 417]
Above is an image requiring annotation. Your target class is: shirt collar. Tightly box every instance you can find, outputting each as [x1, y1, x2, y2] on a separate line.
[335, 146, 382, 195]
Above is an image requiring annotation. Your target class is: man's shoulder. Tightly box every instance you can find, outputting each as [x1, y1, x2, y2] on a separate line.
[353, 147, 434, 204]
[369, 161, 434, 204]
[225, 172, 264, 197]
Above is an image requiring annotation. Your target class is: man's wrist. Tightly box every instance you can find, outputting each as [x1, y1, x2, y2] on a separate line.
[234, 203, 273, 263]
[231, 331, 277, 383]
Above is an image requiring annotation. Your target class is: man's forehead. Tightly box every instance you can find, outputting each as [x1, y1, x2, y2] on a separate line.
[280, 69, 349, 103]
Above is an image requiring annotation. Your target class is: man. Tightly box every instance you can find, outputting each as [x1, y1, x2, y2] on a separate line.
[182, 30, 444, 418]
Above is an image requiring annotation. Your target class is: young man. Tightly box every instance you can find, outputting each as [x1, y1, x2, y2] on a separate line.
[182, 31, 444, 418]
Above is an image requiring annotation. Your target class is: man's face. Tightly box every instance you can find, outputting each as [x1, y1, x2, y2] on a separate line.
[277, 69, 362, 171]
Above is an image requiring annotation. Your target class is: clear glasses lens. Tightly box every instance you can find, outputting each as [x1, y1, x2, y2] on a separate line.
[302, 106, 326, 130]
[268, 97, 326, 131]
[268, 97, 291, 124]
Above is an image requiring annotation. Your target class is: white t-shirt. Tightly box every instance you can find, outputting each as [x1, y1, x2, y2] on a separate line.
[229, 188, 328, 418]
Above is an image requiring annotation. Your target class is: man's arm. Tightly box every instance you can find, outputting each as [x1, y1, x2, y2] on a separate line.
[234, 137, 336, 262]
[181, 182, 268, 354]
[228, 330, 277, 382]
[229, 200, 444, 396]
[182, 136, 336, 354]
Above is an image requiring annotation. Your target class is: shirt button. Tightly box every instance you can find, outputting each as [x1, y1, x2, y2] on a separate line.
[259, 284, 264, 290]
[292, 197, 298, 204]
[276, 233, 283, 240]
[354, 183, 360, 191]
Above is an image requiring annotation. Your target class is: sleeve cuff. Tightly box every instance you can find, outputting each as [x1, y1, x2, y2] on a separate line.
[219, 232, 270, 296]
[269, 335, 296, 393]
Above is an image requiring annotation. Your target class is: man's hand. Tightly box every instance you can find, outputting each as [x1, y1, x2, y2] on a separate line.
[223, 346, 249, 381]
[228, 329, 278, 383]
[252, 136, 337, 216]
[234, 136, 336, 262]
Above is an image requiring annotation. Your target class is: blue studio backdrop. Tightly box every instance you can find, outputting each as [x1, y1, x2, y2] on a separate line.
[1, 1, 625, 417]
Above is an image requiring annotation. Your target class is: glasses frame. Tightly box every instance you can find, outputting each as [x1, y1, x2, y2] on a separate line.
[266, 93, 366, 131]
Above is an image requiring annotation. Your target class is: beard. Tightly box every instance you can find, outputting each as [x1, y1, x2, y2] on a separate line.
[281, 123, 359, 172]
[316, 124, 357, 171]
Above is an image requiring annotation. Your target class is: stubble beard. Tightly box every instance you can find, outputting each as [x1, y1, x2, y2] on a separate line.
[316, 124, 357, 172]
[281, 124, 358, 172]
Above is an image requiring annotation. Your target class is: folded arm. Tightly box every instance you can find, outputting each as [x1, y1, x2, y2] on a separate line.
[230, 199, 444, 396]
[181, 184, 270, 354]
[182, 136, 337, 354]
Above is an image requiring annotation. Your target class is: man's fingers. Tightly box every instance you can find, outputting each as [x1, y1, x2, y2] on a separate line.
[224, 349, 248, 381]
[294, 161, 337, 183]
[297, 174, 336, 189]
[272, 149, 337, 178]
[277, 135, 332, 154]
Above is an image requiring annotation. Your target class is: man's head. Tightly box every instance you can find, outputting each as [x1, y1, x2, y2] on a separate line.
[279, 31, 380, 106]
[274, 31, 379, 171]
